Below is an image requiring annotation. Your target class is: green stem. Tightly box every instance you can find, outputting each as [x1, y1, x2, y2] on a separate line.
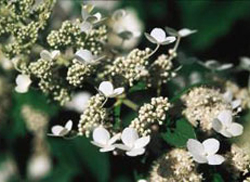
[172, 36, 181, 52]
[123, 99, 139, 111]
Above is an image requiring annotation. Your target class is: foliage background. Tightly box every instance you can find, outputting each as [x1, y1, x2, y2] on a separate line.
[1, 0, 250, 182]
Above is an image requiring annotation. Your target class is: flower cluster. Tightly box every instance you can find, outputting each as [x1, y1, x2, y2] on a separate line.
[150, 149, 202, 182]
[78, 94, 108, 137]
[182, 87, 231, 131]
[104, 48, 151, 86]
[130, 97, 171, 136]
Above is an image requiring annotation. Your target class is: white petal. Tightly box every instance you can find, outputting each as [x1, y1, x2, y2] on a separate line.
[207, 154, 225, 165]
[112, 87, 124, 97]
[134, 136, 150, 149]
[40, 50, 52, 61]
[115, 144, 131, 151]
[121, 128, 139, 148]
[65, 120, 73, 131]
[231, 100, 241, 109]
[192, 153, 208, 164]
[91, 141, 105, 148]
[212, 119, 223, 133]
[217, 110, 232, 127]
[223, 90, 233, 103]
[93, 12, 102, 21]
[100, 146, 115, 152]
[144, 33, 158, 44]
[217, 64, 233, 71]
[160, 36, 176, 45]
[80, 21, 93, 34]
[75, 49, 93, 63]
[15, 86, 28, 93]
[202, 138, 220, 155]
[227, 123, 243, 137]
[51, 50, 60, 59]
[126, 148, 145, 157]
[178, 28, 197, 37]
[187, 139, 205, 156]
[93, 127, 110, 145]
[108, 133, 121, 145]
[150, 28, 166, 43]
[98, 81, 114, 97]
[51, 126, 65, 136]
[16, 74, 31, 87]
[220, 129, 233, 138]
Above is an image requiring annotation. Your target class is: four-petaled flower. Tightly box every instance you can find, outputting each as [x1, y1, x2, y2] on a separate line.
[98, 81, 124, 98]
[15, 74, 32, 93]
[91, 127, 121, 152]
[116, 128, 150, 157]
[40, 50, 60, 61]
[212, 110, 243, 138]
[187, 138, 225, 165]
[49, 120, 73, 137]
[145, 28, 176, 45]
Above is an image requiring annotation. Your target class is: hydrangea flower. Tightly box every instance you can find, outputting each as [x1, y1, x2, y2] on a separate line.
[187, 138, 225, 165]
[91, 127, 121, 152]
[212, 110, 243, 138]
[49, 120, 73, 137]
[40, 50, 60, 62]
[223, 90, 241, 109]
[15, 74, 32, 93]
[145, 28, 176, 45]
[65, 92, 91, 113]
[178, 28, 197, 37]
[116, 128, 150, 157]
[75, 49, 95, 64]
[98, 81, 124, 98]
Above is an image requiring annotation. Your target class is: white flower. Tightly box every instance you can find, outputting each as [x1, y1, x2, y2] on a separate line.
[91, 127, 120, 152]
[116, 128, 150, 157]
[178, 28, 197, 37]
[27, 154, 51, 180]
[239, 57, 250, 71]
[137, 180, 148, 182]
[223, 90, 241, 109]
[75, 49, 96, 64]
[15, 74, 32, 93]
[49, 120, 73, 137]
[145, 28, 176, 45]
[65, 92, 91, 113]
[98, 81, 124, 98]
[40, 50, 60, 61]
[187, 138, 225, 165]
[212, 110, 243, 138]
[201, 60, 233, 71]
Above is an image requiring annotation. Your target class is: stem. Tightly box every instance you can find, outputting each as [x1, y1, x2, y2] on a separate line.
[146, 44, 160, 58]
[123, 99, 139, 111]
[101, 97, 108, 108]
[172, 36, 181, 52]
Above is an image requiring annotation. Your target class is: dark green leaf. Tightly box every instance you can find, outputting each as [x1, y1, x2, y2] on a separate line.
[162, 118, 196, 147]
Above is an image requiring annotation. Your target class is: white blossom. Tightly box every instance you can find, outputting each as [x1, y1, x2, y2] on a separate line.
[40, 50, 60, 62]
[200, 60, 233, 71]
[91, 127, 120, 152]
[178, 28, 197, 37]
[116, 128, 150, 157]
[212, 110, 243, 138]
[239, 57, 250, 71]
[15, 74, 32, 93]
[145, 28, 176, 45]
[223, 90, 241, 109]
[98, 81, 124, 98]
[65, 92, 91, 113]
[187, 138, 225, 165]
[75, 49, 95, 64]
[49, 120, 73, 137]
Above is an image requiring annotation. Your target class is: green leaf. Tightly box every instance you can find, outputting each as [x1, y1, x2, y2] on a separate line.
[162, 118, 196, 147]
[178, 1, 250, 51]
[212, 173, 224, 182]
[129, 81, 146, 93]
